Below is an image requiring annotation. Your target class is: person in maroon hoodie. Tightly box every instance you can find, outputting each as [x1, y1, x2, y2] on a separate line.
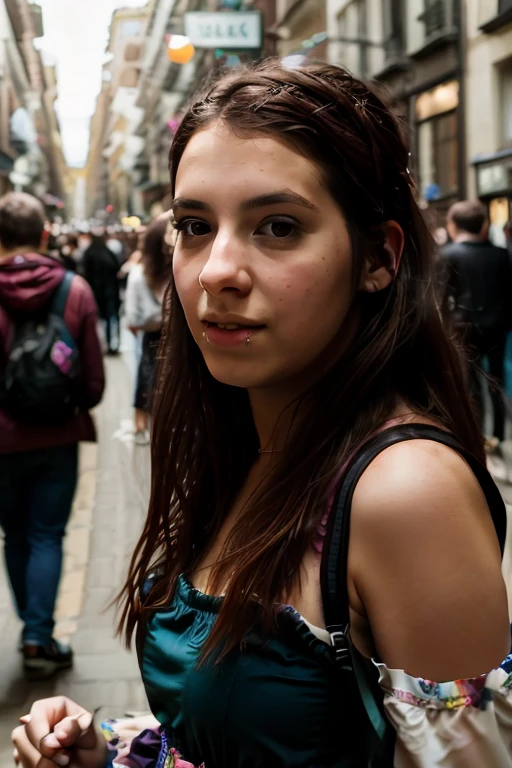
[0, 192, 105, 677]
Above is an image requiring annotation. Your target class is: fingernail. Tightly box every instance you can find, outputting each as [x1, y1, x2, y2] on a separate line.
[78, 712, 94, 737]
[43, 734, 61, 749]
[53, 754, 70, 767]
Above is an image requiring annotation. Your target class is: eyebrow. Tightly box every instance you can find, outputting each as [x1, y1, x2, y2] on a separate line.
[172, 191, 320, 214]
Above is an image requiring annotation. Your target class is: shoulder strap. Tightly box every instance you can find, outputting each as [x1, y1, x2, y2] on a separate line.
[321, 424, 507, 650]
[51, 271, 74, 317]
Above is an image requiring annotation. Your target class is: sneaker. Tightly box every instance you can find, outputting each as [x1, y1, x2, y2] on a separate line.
[134, 430, 150, 446]
[23, 638, 73, 677]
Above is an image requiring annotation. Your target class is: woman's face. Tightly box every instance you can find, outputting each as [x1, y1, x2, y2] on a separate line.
[173, 122, 359, 393]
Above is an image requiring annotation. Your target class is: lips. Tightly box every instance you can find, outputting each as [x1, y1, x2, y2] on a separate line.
[203, 321, 265, 348]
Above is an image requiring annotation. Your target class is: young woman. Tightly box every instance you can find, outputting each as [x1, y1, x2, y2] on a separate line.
[125, 215, 173, 445]
[12, 61, 512, 767]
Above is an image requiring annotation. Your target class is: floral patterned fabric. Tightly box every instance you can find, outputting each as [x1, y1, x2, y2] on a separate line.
[101, 719, 204, 768]
[378, 653, 512, 766]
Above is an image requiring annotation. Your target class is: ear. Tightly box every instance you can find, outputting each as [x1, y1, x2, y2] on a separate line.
[359, 220, 404, 294]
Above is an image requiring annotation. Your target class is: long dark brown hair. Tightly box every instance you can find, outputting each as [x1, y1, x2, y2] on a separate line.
[141, 215, 173, 292]
[119, 61, 483, 657]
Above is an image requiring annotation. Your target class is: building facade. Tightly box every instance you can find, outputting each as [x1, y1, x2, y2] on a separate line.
[273, 0, 327, 62]
[466, 0, 512, 246]
[85, 4, 150, 220]
[0, 0, 68, 208]
[131, 0, 274, 218]
[327, 0, 464, 223]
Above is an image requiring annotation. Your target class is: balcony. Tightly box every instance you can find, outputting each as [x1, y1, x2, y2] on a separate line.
[412, 0, 459, 59]
[480, 0, 512, 33]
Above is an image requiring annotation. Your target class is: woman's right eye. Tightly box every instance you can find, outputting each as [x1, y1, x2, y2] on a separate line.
[176, 219, 211, 237]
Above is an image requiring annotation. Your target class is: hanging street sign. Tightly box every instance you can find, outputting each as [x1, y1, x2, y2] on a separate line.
[184, 11, 262, 50]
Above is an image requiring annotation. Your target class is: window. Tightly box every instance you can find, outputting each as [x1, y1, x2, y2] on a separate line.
[383, 0, 406, 58]
[416, 81, 459, 201]
[418, 111, 458, 200]
[355, 0, 368, 75]
[418, 0, 456, 38]
[122, 20, 142, 38]
[336, 10, 347, 65]
[502, 65, 512, 147]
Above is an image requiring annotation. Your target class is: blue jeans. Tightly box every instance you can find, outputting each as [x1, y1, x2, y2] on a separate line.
[0, 444, 78, 645]
[104, 296, 120, 353]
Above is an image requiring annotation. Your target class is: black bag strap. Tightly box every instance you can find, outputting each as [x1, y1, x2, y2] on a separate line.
[321, 424, 507, 655]
[51, 271, 74, 318]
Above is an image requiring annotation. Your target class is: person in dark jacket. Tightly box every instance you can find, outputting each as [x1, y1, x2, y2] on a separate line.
[0, 192, 105, 676]
[83, 229, 121, 354]
[441, 200, 512, 449]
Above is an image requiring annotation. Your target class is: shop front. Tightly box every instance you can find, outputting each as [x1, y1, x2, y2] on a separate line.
[472, 148, 512, 402]
[472, 148, 512, 248]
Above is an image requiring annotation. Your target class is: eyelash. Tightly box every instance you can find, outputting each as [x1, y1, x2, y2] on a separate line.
[173, 216, 302, 240]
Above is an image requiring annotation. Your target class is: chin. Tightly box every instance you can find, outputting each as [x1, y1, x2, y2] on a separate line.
[206, 368, 262, 389]
[204, 358, 302, 392]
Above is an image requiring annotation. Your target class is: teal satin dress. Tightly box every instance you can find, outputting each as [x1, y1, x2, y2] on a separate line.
[139, 574, 367, 767]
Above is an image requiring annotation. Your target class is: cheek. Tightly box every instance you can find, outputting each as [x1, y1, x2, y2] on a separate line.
[274, 249, 353, 331]
[173, 254, 200, 319]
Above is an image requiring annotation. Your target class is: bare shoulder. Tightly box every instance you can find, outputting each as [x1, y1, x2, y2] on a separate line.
[348, 438, 509, 679]
[353, 437, 492, 531]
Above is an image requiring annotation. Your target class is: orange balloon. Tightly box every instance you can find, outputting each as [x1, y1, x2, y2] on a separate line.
[167, 36, 195, 65]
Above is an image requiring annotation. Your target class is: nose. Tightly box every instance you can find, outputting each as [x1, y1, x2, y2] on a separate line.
[198, 229, 252, 296]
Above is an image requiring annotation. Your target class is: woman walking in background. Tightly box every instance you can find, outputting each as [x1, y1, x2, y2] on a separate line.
[125, 215, 172, 445]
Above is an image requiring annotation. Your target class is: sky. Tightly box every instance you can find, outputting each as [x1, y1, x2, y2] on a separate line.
[36, 0, 147, 168]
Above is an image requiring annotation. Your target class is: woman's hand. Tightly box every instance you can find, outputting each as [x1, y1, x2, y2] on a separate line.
[12, 697, 109, 768]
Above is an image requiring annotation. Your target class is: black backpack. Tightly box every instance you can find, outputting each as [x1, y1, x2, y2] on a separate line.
[0, 271, 82, 424]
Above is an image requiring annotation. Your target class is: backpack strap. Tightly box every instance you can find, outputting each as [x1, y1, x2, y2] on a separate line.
[51, 271, 74, 317]
[321, 424, 506, 650]
[320, 424, 507, 763]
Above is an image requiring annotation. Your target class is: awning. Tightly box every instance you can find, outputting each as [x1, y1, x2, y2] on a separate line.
[471, 147, 512, 166]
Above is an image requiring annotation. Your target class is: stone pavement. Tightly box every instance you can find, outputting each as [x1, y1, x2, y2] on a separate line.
[0, 354, 150, 766]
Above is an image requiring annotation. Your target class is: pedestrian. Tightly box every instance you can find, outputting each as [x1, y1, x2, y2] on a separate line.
[441, 200, 512, 452]
[56, 233, 80, 272]
[125, 215, 172, 445]
[0, 192, 105, 677]
[13, 62, 512, 766]
[83, 228, 122, 355]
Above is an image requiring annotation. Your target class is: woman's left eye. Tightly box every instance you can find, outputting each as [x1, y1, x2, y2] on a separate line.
[256, 218, 300, 239]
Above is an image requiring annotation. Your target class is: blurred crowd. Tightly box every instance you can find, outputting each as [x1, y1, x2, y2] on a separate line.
[0, 192, 175, 675]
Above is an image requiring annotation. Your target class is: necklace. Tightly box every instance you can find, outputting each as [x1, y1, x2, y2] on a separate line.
[258, 448, 284, 454]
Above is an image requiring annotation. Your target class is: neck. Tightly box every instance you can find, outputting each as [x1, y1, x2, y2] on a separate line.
[249, 304, 363, 454]
[0, 245, 34, 262]
[249, 388, 299, 455]
[454, 233, 483, 244]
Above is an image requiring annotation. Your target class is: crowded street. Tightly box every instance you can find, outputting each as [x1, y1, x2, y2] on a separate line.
[3, 0, 512, 766]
